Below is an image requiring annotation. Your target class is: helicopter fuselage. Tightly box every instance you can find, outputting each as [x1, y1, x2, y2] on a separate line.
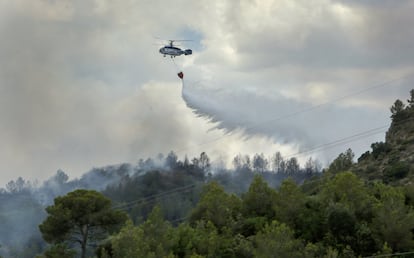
[159, 46, 192, 57]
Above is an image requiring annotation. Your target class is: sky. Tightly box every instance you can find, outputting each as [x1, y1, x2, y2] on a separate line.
[0, 0, 413, 186]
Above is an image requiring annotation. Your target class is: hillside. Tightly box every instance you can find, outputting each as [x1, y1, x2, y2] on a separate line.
[2, 91, 413, 258]
[353, 89, 414, 184]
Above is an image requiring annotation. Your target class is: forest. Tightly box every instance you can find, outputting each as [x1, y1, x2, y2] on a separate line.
[0, 90, 413, 257]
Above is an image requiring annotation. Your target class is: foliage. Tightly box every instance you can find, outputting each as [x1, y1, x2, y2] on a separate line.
[112, 207, 175, 258]
[390, 99, 410, 122]
[29, 166, 414, 258]
[39, 189, 127, 258]
[327, 149, 354, 174]
[370, 142, 392, 159]
[390, 99, 405, 117]
[321, 172, 372, 216]
[253, 221, 306, 258]
[38, 243, 76, 258]
[383, 161, 410, 181]
[296, 197, 326, 242]
[6, 90, 414, 256]
[355, 91, 414, 183]
[273, 178, 305, 229]
[242, 175, 276, 219]
[189, 181, 241, 232]
[370, 183, 414, 251]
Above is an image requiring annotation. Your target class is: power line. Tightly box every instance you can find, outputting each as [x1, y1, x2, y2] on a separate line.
[113, 111, 414, 214]
[288, 115, 414, 159]
[245, 75, 411, 131]
[177, 74, 412, 155]
[113, 184, 196, 210]
[176, 115, 414, 173]
[118, 128, 386, 211]
[284, 126, 388, 159]
[113, 116, 414, 209]
[286, 77, 402, 125]
[107, 116, 414, 225]
[112, 183, 200, 211]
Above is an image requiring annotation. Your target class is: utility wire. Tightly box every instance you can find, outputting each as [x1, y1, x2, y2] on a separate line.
[247, 75, 411, 130]
[112, 183, 200, 211]
[107, 117, 414, 226]
[285, 115, 414, 159]
[176, 74, 412, 155]
[109, 113, 414, 221]
[111, 116, 414, 212]
[284, 126, 388, 159]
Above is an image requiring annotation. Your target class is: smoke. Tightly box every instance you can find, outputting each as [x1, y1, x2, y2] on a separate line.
[176, 0, 414, 163]
[1, 0, 413, 187]
[0, 165, 134, 257]
[0, 152, 211, 256]
[0, 145, 321, 257]
[180, 77, 397, 162]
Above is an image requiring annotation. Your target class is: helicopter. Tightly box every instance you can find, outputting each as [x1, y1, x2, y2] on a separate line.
[159, 40, 192, 58]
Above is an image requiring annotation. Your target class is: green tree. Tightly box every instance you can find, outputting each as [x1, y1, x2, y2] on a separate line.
[325, 204, 356, 249]
[37, 244, 76, 258]
[274, 179, 305, 229]
[321, 172, 372, 220]
[319, 172, 378, 254]
[390, 99, 408, 122]
[328, 149, 355, 174]
[370, 142, 391, 159]
[173, 221, 244, 258]
[296, 197, 326, 243]
[238, 175, 277, 237]
[371, 183, 414, 251]
[242, 175, 276, 219]
[190, 182, 241, 232]
[39, 189, 127, 258]
[384, 161, 410, 181]
[110, 221, 141, 258]
[112, 206, 175, 258]
[390, 99, 405, 115]
[254, 221, 306, 258]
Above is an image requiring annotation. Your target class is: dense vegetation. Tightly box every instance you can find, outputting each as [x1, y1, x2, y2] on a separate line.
[353, 89, 414, 184]
[0, 90, 413, 257]
[97, 172, 414, 257]
[0, 151, 317, 257]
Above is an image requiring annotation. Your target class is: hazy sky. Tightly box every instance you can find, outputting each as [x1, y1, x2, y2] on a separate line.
[1, 0, 413, 186]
